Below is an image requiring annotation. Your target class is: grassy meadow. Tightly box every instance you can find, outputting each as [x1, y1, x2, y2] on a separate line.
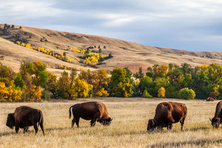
[0, 98, 222, 148]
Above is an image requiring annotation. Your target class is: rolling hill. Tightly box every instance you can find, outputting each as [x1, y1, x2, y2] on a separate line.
[0, 24, 222, 74]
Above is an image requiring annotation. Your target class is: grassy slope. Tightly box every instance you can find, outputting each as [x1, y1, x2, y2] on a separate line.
[0, 98, 222, 147]
[0, 24, 222, 74]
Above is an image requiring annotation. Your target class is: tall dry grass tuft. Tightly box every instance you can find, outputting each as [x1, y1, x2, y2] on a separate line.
[0, 98, 222, 147]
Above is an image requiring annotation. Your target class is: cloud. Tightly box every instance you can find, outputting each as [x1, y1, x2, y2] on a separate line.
[0, 0, 67, 20]
[1, 0, 222, 51]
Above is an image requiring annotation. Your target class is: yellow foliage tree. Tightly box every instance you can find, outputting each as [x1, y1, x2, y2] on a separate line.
[0, 82, 22, 102]
[74, 79, 93, 98]
[0, 82, 9, 101]
[24, 83, 42, 102]
[209, 85, 220, 99]
[158, 87, 166, 98]
[153, 64, 168, 77]
[7, 86, 22, 102]
[96, 88, 109, 97]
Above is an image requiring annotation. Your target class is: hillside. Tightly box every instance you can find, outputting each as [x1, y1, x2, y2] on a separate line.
[0, 24, 222, 74]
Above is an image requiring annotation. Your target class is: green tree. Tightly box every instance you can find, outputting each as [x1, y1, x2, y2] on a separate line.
[108, 68, 131, 96]
[14, 73, 24, 89]
[180, 63, 192, 76]
[140, 76, 155, 97]
[47, 72, 59, 98]
[179, 88, 196, 100]
[133, 67, 144, 80]
[32, 61, 48, 88]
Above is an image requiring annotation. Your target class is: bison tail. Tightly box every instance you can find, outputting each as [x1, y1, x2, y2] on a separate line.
[69, 106, 73, 119]
[38, 111, 44, 127]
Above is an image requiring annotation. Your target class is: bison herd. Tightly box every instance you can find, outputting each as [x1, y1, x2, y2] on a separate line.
[5, 100, 222, 135]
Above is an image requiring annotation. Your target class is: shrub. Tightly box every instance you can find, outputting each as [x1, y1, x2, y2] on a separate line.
[96, 88, 109, 97]
[142, 90, 152, 98]
[179, 88, 196, 100]
[158, 87, 165, 98]
[209, 86, 220, 99]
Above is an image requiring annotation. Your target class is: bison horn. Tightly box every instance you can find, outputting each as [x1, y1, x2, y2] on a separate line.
[209, 118, 212, 122]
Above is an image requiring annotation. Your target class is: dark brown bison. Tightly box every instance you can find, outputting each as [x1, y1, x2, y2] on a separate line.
[210, 101, 222, 128]
[69, 101, 112, 127]
[206, 97, 214, 101]
[147, 102, 187, 132]
[6, 106, 45, 135]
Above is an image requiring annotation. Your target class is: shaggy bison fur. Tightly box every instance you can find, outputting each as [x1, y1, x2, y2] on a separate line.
[147, 102, 187, 132]
[210, 101, 222, 128]
[206, 97, 214, 101]
[69, 101, 112, 127]
[6, 106, 45, 135]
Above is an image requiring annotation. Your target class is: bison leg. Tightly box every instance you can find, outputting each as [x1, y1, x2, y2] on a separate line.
[91, 119, 97, 127]
[23, 127, 29, 133]
[180, 117, 186, 131]
[33, 124, 38, 134]
[39, 122, 45, 135]
[15, 126, 19, 133]
[156, 126, 163, 131]
[75, 117, 80, 128]
[72, 117, 79, 128]
[167, 124, 172, 130]
[71, 118, 75, 128]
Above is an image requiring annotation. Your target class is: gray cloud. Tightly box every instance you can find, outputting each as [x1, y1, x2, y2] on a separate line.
[1, 0, 222, 51]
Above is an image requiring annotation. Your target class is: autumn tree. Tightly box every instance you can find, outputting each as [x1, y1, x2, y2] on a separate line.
[0, 63, 15, 87]
[158, 87, 166, 98]
[79, 69, 110, 96]
[73, 79, 93, 98]
[152, 64, 168, 78]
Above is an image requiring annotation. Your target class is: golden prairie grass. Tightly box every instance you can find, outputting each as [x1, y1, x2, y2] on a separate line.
[0, 98, 222, 148]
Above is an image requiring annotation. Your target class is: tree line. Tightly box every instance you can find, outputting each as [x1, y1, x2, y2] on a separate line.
[0, 61, 222, 102]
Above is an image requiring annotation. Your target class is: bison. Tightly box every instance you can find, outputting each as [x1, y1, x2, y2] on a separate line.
[69, 101, 112, 127]
[6, 106, 45, 135]
[206, 97, 214, 101]
[210, 101, 222, 128]
[147, 102, 187, 132]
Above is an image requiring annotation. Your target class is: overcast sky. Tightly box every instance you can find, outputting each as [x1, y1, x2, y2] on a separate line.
[1, 0, 222, 52]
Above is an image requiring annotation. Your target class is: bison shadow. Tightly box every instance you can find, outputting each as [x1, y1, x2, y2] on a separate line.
[149, 139, 222, 148]
[0, 127, 70, 137]
[0, 131, 16, 137]
[184, 126, 209, 132]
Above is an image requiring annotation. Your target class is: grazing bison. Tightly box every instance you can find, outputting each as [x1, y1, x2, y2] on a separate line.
[210, 101, 222, 128]
[147, 102, 187, 132]
[69, 101, 112, 127]
[206, 97, 214, 101]
[6, 106, 45, 135]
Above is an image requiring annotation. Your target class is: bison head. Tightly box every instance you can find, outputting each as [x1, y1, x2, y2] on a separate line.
[98, 117, 113, 126]
[210, 118, 220, 128]
[147, 119, 156, 132]
[6, 113, 15, 129]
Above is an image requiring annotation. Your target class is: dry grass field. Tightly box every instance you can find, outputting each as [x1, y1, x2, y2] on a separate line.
[0, 98, 222, 148]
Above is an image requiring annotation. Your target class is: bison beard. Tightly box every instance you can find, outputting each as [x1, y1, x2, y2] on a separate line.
[147, 102, 187, 132]
[69, 101, 112, 128]
[6, 106, 45, 135]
